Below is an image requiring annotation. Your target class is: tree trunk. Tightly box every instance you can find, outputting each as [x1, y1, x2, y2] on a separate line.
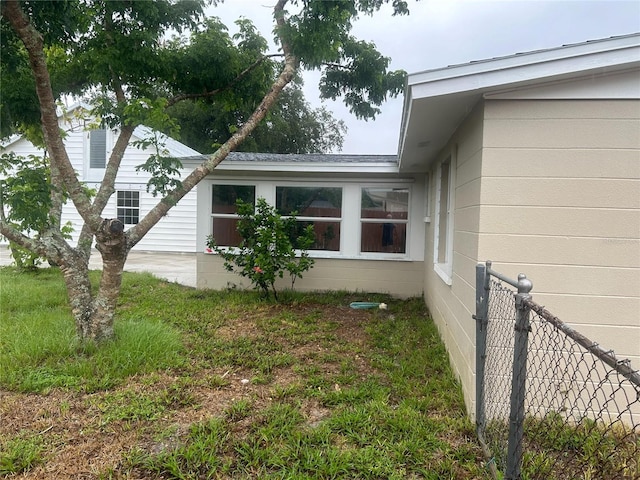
[56, 219, 127, 343]
[59, 258, 95, 341]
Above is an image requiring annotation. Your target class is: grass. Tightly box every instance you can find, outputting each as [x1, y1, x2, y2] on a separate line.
[0, 265, 489, 479]
[0, 269, 183, 393]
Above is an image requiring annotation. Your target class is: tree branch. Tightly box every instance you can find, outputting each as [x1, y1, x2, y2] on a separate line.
[2, 0, 100, 232]
[166, 54, 283, 107]
[126, 0, 298, 248]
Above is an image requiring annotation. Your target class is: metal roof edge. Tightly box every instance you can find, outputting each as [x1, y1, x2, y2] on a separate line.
[407, 33, 640, 87]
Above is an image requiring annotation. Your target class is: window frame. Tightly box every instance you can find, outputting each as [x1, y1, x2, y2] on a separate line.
[275, 185, 343, 252]
[432, 152, 455, 285]
[116, 190, 140, 226]
[85, 127, 110, 181]
[202, 179, 422, 261]
[209, 184, 256, 249]
[359, 186, 410, 256]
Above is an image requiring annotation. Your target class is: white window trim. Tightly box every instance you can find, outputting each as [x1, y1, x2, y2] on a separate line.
[84, 128, 111, 182]
[423, 173, 431, 224]
[203, 179, 421, 261]
[358, 186, 411, 259]
[209, 184, 257, 249]
[433, 151, 456, 285]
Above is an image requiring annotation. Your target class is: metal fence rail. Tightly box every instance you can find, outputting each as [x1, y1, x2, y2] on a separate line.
[475, 261, 640, 480]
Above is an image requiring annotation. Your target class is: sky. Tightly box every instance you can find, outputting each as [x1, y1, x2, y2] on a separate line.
[208, 0, 640, 154]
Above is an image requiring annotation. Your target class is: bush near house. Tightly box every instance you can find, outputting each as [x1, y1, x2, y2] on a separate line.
[207, 197, 315, 300]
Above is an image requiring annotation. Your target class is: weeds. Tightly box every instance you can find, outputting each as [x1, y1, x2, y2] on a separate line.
[0, 266, 488, 478]
[0, 433, 45, 475]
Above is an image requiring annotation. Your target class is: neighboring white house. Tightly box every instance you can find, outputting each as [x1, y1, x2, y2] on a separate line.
[1, 105, 201, 252]
[195, 33, 640, 417]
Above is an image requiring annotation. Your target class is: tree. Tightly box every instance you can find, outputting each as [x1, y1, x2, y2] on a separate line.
[0, 0, 408, 343]
[167, 82, 348, 154]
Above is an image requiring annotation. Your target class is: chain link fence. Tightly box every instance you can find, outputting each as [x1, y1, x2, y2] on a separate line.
[475, 262, 640, 480]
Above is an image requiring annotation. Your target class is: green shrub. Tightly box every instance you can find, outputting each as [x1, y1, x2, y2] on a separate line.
[207, 197, 315, 300]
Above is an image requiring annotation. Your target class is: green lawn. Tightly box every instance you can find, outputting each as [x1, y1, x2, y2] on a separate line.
[0, 266, 489, 479]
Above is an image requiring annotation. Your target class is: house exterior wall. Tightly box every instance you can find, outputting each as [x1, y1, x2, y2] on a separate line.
[197, 254, 424, 298]
[479, 98, 640, 366]
[422, 98, 640, 418]
[423, 102, 485, 414]
[2, 124, 198, 253]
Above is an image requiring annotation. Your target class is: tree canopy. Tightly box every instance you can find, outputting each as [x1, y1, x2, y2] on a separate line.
[0, 0, 409, 342]
[168, 83, 347, 154]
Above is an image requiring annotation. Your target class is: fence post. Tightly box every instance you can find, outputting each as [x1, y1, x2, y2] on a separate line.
[474, 263, 490, 438]
[505, 274, 533, 480]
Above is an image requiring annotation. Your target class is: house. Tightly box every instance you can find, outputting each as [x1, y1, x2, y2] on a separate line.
[197, 33, 640, 416]
[1, 105, 202, 252]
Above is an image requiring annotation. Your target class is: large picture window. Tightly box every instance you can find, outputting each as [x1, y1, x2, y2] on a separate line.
[117, 191, 139, 225]
[360, 188, 408, 254]
[276, 186, 342, 251]
[211, 184, 255, 247]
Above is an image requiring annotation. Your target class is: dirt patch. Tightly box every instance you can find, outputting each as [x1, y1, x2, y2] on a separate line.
[0, 304, 380, 479]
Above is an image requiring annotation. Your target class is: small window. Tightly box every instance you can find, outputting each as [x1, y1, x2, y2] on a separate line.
[276, 186, 342, 251]
[117, 191, 140, 225]
[433, 155, 454, 284]
[89, 129, 107, 168]
[360, 188, 408, 254]
[211, 185, 255, 247]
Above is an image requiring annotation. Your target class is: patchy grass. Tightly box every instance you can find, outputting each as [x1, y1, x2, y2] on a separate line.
[0, 266, 489, 479]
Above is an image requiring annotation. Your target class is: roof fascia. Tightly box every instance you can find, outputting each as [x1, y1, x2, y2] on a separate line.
[408, 38, 640, 100]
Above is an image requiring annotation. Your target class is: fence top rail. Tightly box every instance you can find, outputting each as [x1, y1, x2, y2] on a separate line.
[524, 298, 640, 388]
[484, 261, 533, 295]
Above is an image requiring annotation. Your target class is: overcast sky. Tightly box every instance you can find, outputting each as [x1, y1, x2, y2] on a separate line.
[209, 0, 640, 154]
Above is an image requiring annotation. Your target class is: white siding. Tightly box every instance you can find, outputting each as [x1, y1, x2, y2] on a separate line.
[2, 114, 200, 253]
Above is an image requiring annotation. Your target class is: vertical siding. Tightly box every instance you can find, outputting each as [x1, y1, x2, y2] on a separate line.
[480, 99, 640, 365]
[424, 101, 485, 416]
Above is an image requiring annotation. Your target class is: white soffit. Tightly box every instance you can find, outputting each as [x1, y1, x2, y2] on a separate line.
[398, 33, 640, 172]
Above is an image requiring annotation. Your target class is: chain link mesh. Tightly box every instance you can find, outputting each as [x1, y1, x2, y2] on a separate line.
[478, 276, 640, 480]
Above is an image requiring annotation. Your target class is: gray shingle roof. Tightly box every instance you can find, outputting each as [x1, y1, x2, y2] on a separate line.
[181, 152, 398, 164]
[227, 152, 397, 163]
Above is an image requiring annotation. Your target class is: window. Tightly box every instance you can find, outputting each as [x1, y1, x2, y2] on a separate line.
[117, 191, 140, 225]
[276, 186, 342, 251]
[360, 188, 408, 254]
[433, 155, 454, 284]
[211, 184, 255, 247]
[89, 128, 107, 168]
